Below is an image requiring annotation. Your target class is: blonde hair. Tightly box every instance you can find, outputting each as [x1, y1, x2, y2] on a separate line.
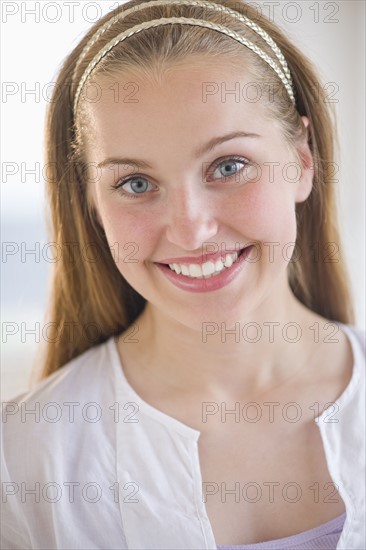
[34, 0, 355, 382]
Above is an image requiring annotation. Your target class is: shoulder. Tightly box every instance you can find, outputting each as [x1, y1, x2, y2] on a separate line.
[1, 337, 117, 476]
[346, 323, 366, 353]
[4, 336, 115, 410]
[332, 322, 365, 426]
[1, 337, 127, 550]
[339, 322, 366, 374]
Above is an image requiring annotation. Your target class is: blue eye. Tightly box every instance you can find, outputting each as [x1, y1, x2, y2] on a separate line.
[123, 177, 151, 194]
[110, 175, 155, 199]
[211, 157, 249, 180]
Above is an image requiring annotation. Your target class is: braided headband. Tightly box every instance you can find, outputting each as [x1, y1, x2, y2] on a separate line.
[73, 0, 295, 114]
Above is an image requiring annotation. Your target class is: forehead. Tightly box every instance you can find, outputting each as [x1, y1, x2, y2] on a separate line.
[81, 61, 277, 156]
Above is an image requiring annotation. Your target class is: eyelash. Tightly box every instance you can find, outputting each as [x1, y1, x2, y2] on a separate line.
[108, 156, 250, 200]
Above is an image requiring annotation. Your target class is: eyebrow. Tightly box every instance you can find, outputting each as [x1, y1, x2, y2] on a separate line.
[97, 130, 261, 170]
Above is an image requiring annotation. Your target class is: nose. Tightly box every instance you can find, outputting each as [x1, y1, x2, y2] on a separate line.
[164, 184, 219, 251]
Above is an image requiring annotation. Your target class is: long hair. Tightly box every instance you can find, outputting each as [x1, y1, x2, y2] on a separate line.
[32, 0, 355, 382]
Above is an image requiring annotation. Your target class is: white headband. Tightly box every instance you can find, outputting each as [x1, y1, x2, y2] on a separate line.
[73, 0, 296, 114]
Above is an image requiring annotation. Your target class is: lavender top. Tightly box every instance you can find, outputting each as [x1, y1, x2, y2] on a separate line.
[216, 512, 346, 549]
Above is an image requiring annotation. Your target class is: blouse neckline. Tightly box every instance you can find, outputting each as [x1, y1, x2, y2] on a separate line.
[107, 322, 361, 439]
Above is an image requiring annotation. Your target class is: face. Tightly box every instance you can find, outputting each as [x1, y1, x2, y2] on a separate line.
[82, 61, 313, 331]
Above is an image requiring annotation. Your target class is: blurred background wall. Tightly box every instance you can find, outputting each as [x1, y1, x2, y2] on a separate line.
[1, 0, 365, 400]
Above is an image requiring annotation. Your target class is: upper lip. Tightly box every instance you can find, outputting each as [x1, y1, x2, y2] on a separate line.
[155, 245, 250, 265]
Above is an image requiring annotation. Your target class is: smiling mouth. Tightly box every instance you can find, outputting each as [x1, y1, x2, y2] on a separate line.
[162, 247, 249, 279]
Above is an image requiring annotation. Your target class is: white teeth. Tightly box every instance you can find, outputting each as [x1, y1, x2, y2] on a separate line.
[168, 252, 239, 278]
[189, 264, 203, 277]
[202, 261, 215, 277]
[215, 259, 224, 272]
[224, 255, 234, 268]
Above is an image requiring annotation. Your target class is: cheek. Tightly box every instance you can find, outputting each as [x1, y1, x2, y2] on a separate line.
[99, 204, 158, 266]
[227, 180, 297, 239]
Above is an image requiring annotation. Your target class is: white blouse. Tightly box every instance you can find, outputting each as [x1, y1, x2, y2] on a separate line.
[1, 322, 365, 549]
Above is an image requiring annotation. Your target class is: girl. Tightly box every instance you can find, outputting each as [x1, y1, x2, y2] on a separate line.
[1, 0, 365, 549]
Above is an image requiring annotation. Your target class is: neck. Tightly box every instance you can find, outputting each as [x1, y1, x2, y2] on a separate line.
[117, 281, 321, 402]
